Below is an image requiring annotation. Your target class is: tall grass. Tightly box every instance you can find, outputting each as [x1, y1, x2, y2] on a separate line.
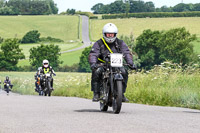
[1, 66, 200, 109]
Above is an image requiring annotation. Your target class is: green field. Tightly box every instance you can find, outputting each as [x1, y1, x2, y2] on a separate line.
[17, 46, 84, 67]
[60, 49, 83, 66]
[1, 69, 200, 109]
[90, 17, 200, 41]
[19, 42, 82, 58]
[0, 15, 83, 66]
[0, 15, 79, 42]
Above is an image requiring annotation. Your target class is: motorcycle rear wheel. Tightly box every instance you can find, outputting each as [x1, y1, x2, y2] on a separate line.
[112, 81, 123, 114]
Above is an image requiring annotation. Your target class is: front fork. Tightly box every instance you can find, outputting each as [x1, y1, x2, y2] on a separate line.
[112, 69, 123, 97]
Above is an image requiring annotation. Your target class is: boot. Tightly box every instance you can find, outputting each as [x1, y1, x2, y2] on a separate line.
[92, 92, 100, 102]
[122, 94, 129, 102]
[92, 82, 100, 102]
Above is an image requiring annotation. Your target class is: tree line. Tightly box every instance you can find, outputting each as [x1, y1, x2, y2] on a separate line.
[91, 0, 200, 14]
[0, 0, 58, 15]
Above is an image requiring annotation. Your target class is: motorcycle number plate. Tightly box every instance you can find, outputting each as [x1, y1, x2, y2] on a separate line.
[110, 53, 123, 67]
[46, 73, 51, 77]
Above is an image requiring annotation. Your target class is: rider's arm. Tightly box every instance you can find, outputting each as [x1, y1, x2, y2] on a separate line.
[37, 67, 42, 75]
[89, 42, 100, 65]
[4, 80, 7, 85]
[121, 41, 133, 65]
[50, 67, 56, 75]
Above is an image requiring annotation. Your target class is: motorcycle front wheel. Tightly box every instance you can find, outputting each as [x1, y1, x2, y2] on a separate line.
[112, 81, 123, 114]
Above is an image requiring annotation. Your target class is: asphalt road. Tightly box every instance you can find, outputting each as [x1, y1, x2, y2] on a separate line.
[0, 90, 200, 133]
[60, 15, 92, 53]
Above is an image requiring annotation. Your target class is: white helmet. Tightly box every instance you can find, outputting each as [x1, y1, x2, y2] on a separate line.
[102, 23, 118, 43]
[43, 59, 49, 68]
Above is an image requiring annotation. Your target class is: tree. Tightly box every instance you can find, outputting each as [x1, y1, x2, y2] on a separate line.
[159, 27, 196, 64]
[160, 6, 172, 12]
[173, 3, 191, 12]
[78, 46, 92, 72]
[129, 0, 146, 13]
[0, 0, 5, 7]
[194, 3, 200, 11]
[66, 8, 76, 15]
[145, 2, 155, 12]
[21, 30, 40, 43]
[135, 28, 197, 69]
[6, 0, 58, 15]
[91, 3, 104, 14]
[0, 39, 25, 71]
[29, 44, 62, 69]
[135, 29, 162, 69]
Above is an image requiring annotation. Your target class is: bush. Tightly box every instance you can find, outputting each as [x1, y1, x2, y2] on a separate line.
[0, 38, 25, 71]
[135, 28, 197, 69]
[29, 44, 63, 70]
[78, 46, 92, 72]
[40, 36, 64, 43]
[89, 16, 98, 19]
[21, 30, 40, 43]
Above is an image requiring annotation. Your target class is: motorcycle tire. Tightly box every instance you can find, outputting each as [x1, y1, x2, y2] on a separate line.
[112, 81, 123, 114]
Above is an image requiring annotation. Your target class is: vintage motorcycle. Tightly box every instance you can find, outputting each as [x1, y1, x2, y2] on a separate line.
[40, 73, 54, 96]
[4, 83, 11, 94]
[99, 53, 126, 114]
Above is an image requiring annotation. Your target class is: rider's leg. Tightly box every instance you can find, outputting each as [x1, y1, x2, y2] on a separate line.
[120, 67, 129, 102]
[91, 67, 104, 101]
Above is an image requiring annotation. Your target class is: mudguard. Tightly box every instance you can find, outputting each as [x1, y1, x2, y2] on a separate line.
[114, 73, 123, 81]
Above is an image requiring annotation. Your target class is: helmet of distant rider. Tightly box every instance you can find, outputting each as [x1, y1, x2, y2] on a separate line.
[43, 60, 49, 68]
[102, 23, 118, 43]
[6, 76, 9, 81]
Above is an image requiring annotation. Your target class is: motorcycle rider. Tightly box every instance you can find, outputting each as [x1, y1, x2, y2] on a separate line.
[4, 76, 13, 92]
[89, 23, 136, 102]
[38, 60, 56, 90]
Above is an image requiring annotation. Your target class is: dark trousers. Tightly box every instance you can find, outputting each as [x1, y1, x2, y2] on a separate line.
[91, 67, 128, 93]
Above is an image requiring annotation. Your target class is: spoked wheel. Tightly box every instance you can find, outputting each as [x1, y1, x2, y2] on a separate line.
[100, 102, 108, 112]
[112, 81, 123, 114]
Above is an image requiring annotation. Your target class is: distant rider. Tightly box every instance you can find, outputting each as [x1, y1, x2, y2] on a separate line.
[4, 76, 13, 91]
[89, 23, 136, 102]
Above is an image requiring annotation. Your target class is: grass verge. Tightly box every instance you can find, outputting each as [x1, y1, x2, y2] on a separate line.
[1, 70, 200, 110]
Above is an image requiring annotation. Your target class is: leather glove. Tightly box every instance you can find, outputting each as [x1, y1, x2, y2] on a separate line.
[91, 63, 97, 70]
[129, 64, 137, 70]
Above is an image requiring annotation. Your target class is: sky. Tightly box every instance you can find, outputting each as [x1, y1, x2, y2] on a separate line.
[54, 0, 200, 13]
